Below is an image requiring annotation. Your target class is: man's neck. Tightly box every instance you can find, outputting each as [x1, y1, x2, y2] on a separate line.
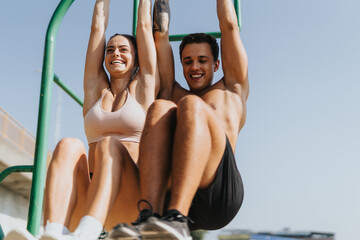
[189, 83, 213, 97]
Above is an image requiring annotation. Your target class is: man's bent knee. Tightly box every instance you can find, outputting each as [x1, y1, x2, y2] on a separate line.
[177, 95, 207, 120]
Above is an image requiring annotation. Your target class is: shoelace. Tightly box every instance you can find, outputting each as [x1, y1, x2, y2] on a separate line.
[97, 229, 108, 239]
[137, 199, 153, 212]
[132, 199, 159, 225]
[162, 209, 194, 224]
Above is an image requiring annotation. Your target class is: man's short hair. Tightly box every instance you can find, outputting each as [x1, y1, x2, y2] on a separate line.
[179, 33, 219, 62]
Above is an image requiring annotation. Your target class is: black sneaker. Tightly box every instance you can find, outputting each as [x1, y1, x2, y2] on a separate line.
[109, 200, 159, 240]
[141, 209, 193, 240]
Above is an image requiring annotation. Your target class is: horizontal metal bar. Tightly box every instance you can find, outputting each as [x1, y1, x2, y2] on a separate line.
[0, 165, 34, 183]
[53, 74, 83, 107]
[169, 31, 222, 42]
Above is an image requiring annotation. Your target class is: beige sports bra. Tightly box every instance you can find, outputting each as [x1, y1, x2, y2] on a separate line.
[84, 89, 146, 144]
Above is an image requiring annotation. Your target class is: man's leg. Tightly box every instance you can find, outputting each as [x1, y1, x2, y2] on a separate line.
[140, 96, 226, 240]
[138, 99, 177, 214]
[168, 95, 227, 215]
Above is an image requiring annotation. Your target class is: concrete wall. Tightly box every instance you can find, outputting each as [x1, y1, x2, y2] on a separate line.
[0, 107, 46, 236]
[0, 186, 29, 235]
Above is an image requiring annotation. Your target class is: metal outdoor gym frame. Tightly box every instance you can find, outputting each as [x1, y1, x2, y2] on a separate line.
[0, 0, 241, 237]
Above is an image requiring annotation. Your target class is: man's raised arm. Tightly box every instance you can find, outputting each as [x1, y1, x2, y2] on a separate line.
[218, 0, 249, 101]
[153, 0, 175, 100]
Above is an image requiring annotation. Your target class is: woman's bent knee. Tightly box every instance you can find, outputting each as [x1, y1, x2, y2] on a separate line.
[95, 136, 121, 156]
[51, 138, 86, 165]
[55, 138, 85, 153]
[95, 137, 126, 166]
[149, 99, 177, 116]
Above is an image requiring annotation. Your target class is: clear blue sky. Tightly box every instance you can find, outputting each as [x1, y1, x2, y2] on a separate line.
[1, 0, 360, 239]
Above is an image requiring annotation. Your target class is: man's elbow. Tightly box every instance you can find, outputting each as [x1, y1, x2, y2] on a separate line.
[153, 22, 170, 40]
[154, 32, 169, 47]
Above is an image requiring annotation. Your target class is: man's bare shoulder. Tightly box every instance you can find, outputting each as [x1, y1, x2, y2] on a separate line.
[203, 78, 228, 95]
[210, 77, 246, 100]
[212, 78, 227, 90]
[201, 78, 244, 109]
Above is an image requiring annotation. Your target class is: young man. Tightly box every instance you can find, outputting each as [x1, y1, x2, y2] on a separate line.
[110, 0, 248, 239]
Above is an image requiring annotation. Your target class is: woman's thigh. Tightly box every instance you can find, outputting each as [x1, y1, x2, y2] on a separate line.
[103, 141, 141, 230]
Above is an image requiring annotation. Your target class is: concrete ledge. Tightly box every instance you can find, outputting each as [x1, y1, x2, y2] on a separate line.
[0, 137, 33, 199]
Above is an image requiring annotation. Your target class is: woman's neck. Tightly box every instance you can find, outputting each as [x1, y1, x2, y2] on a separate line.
[109, 75, 132, 95]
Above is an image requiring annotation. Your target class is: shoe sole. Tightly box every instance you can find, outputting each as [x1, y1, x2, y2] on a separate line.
[109, 227, 141, 240]
[141, 223, 192, 240]
[4, 231, 36, 240]
[109, 233, 140, 240]
[110, 237, 140, 240]
[39, 236, 58, 240]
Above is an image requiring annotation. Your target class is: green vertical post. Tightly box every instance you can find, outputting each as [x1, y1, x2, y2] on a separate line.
[234, 0, 242, 31]
[0, 224, 4, 240]
[132, 0, 140, 36]
[27, 0, 74, 236]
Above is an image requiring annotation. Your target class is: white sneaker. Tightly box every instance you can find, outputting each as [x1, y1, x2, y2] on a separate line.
[4, 229, 38, 240]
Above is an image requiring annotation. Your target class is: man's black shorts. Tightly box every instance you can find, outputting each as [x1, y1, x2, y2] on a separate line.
[187, 136, 244, 230]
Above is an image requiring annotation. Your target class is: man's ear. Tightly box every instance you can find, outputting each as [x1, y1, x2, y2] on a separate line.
[214, 59, 220, 72]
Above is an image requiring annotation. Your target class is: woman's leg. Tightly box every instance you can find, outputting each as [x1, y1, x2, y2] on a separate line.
[83, 137, 141, 230]
[43, 138, 90, 231]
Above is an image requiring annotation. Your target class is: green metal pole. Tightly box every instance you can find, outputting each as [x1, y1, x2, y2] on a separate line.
[54, 74, 83, 107]
[132, 0, 140, 36]
[27, 0, 74, 235]
[234, 0, 242, 31]
[0, 224, 4, 240]
[169, 0, 242, 42]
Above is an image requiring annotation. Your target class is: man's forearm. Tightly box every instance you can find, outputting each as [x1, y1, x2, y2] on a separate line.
[153, 0, 170, 34]
[153, 0, 174, 100]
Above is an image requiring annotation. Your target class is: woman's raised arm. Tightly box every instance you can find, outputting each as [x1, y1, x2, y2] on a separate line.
[83, 0, 110, 116]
